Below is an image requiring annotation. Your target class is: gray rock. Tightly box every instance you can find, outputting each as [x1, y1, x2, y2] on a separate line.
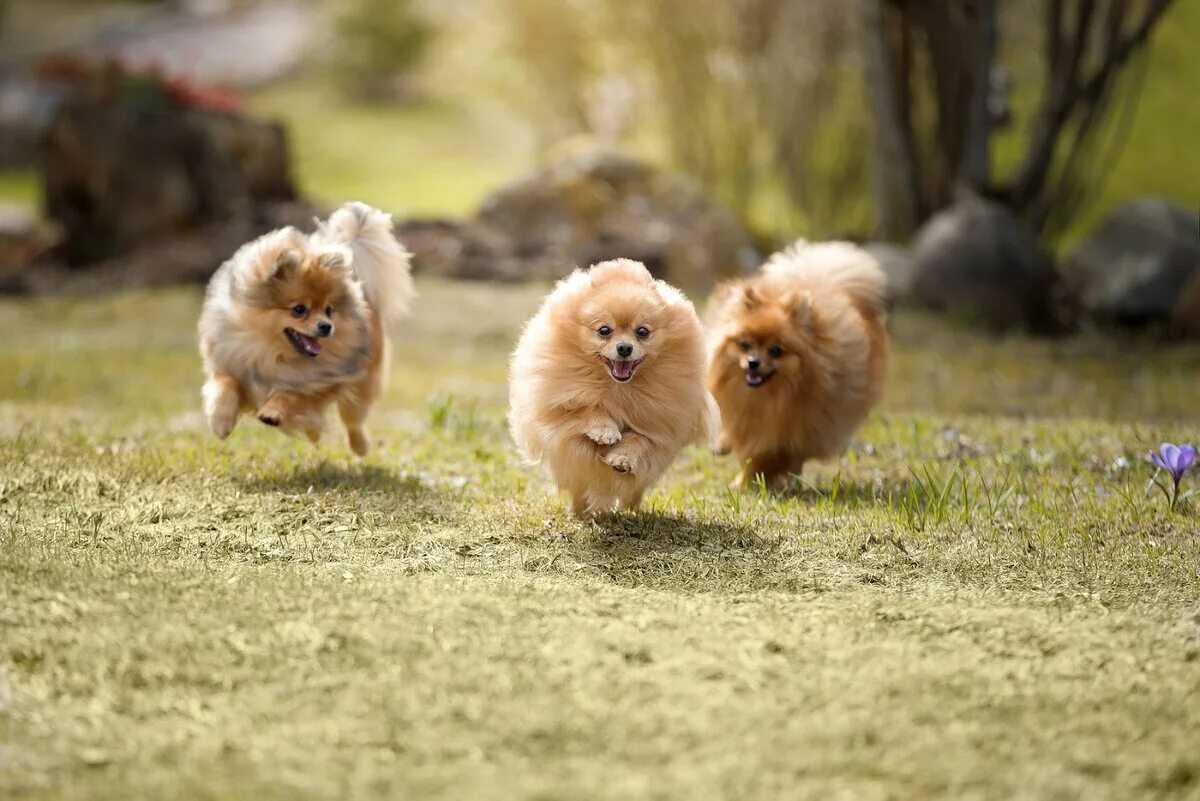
[1174, 275, 1200, 338]
[1062, 197, 1200, 334]
[11, 200, 320, 296]
[477, 147, 758, 288]
[395, 218, 527, 283]
[41, 70, 296, 266]
[909, 197, 1055, 330]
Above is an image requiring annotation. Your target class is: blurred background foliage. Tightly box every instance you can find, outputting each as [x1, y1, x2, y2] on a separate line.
[0, 0, 1196, 246]
[327, 0, 436, 101]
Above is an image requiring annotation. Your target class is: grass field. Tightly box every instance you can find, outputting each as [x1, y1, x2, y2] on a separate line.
[2, 279, 1199, 800]
[245, 81, 534, 217]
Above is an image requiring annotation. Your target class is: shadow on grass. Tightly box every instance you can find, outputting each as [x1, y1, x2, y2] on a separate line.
[235, 461, 453, 523]
[565, 511, 802, 592]
[237, 461, 428, 497]
[589, 511, 760, 547]
[774, 475, 916, 508]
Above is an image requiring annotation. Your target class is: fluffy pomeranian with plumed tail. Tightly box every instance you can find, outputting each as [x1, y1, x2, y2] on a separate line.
[509, 259, 718, 517]
[198, 202, 414, 455]
[706, 240, 889, 488]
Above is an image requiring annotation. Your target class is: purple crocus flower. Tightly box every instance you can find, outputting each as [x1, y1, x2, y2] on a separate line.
[1151, 443, 1196, 485]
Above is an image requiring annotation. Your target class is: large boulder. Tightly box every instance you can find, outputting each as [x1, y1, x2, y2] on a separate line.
[908, 197, 1055, 330]
[1062, 198, 1200, 336]
[476, 147, 758, 287]
[1175, 277, 1200, 338]
[40, 64, 296, 266]
[8, 200, 317, 296]
[394, 218, 525, 282]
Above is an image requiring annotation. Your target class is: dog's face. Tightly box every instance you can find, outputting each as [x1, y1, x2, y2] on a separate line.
[580, 298, 659, 383]
[242, 245, 356, 360]
[569, 260, 680, 384]
[715, 285, 811, 389]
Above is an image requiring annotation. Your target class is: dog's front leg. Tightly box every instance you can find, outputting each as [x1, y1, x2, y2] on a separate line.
[203, 373, 243, 439]
[256, 389, 315, 438]
[599, 430, 660, 476]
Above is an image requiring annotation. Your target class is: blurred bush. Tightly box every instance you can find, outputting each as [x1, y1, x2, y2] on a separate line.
[329, 0, 435, 101]
[495, 0, 872, 239]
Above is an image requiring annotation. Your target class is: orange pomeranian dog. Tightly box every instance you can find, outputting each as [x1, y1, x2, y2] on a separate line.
[509, 259, 718, 517]
[706, 240, 889, 488]
[198, 202, 414, 455]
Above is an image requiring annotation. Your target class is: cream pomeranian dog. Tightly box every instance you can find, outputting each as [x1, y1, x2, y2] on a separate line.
[706, 240, 889, 487]
[509, 259, 717, 516]
[198, 202, 414, 455]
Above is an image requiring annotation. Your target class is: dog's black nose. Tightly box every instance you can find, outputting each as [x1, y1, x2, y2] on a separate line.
[747, 356, 761, 371]
[317, 321, 333, 337]
[616, 342, 633, 358]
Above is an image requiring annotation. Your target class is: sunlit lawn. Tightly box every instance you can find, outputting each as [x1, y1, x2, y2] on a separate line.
[2, 279, 1199, 800]
[246, 81, 534, 217]
[0, 169, 37, 208]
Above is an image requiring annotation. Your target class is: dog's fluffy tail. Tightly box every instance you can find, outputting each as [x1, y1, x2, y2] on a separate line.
[701, 390, 723, 449]
[764, 239, 887, 319]
[317, 202, 415, 326]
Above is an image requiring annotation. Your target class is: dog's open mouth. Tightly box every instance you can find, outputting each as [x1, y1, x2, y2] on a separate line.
[744, 370, 774, 387]
[284, 327, 322, 357]
[602, 356, 644, 383]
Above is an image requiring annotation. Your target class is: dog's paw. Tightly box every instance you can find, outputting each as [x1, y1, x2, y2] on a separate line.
[209, 413, 236, 440]
[585, 424, 622, 446]
[257, 410, 282, 427]
[347, 428, 369, 456]
[602, 450, 640, 474]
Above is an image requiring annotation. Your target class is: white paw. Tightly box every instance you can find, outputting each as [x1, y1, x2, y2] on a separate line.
[585, 424, 622, 446]
[602, 450, 640, 475]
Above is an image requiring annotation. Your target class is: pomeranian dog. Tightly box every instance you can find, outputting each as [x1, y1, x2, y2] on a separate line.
[509, 259, 717, 517]
[706, 240, 889, 488]
[198, 202, 414, 455]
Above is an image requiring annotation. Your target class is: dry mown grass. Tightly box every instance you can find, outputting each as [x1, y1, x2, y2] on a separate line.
[2, 279, 1199, 800]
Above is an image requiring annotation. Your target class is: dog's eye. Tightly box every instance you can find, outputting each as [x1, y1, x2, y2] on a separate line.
[291, 304, 307, 318]
[635, 326, 650, 340]
[324, 306, 332, 317]
[768, 345, 783, 358]
[739, 341, 751, 352]
[597, 325, 612, 337]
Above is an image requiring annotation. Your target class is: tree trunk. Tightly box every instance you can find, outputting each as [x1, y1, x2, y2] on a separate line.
[859, 0, 920, 240]
[960, 0, 997, 188]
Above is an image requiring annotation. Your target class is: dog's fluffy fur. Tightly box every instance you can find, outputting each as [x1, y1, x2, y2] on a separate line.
[509, 259, 717, 516]
[198, 202, 414, 454]
[706, 240, 889, 487]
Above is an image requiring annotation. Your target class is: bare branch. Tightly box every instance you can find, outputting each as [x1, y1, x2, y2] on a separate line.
[1006, 0, 1174, 220]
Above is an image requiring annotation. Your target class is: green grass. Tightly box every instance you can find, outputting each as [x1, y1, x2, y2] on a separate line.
[246, 81, 533, 217]
[0, 169, 37, 207]
[2, 280, 1199, 800]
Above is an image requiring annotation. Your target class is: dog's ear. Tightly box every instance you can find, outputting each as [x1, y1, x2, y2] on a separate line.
[786, 290, 813, 325]
[735, 284, 760, 311]
[315, 250, 347, 273]
[271, 249, 301, 282]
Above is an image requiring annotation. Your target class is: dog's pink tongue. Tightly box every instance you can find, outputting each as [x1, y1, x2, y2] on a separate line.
[301, 333, 322, 355]
[613, 360, 634, 379]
